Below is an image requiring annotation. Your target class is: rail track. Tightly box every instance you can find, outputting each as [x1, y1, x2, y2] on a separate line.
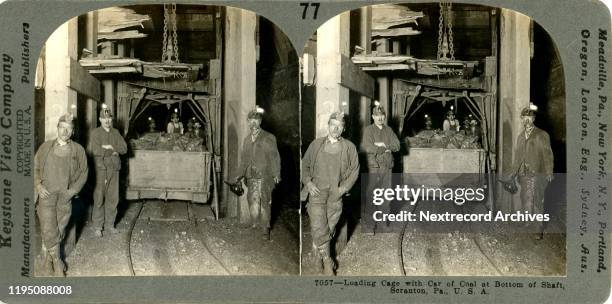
[125, 200, 232, 276]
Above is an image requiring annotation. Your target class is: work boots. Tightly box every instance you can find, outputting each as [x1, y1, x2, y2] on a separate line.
[263, 227, 271, 241]
[39, 246, 53, 276]
[318, 245, 336, 276]
[49, 245, 66, 277]
[311, 243, 323, 273]
[322, 257, 335, 276]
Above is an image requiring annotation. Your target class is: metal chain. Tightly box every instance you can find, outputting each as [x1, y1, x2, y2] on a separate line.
[172, 3, 179, 63]
[162, 4, 169, 62]
[447, 0, 455, 60]
[436, 0, 455, 61]
[162, 3, 180, 63]
[437, 0, 444, 60]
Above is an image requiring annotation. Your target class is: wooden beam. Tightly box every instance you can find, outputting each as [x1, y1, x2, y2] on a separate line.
[498, 9, 531, 213]
[126, 79, 209, 93]
[44, 18, 78, 140]
[359, 6, 373, 133]
[488, 8, 499, 170]
[79, 58, 141, 67]
[375, 38, 390, 53]
[86, 11, 98, 56]
[209, 59, 221, 95]
[85, 10, 99, 140]
[100, 41, 116, 56]
[397, 77, 485, 91]
[372, 28, 421, 38]
[405, 37, 412, 56]
[359, 6, 372, 54]
[371, 4, 423, 30]
[102, 28, 115, 117]
[98, 30, 147, 41]
[398, 85, 421, 135]
[223, 8, 257, 220]
[377, 77, 389, 116]
[352, 55, 414, 65]
[362, 64, 413, 71]
[340, 54, 375, 99]
[392, 40, 401, 55]
[97, 7, 153, 33]
[315, 12, 350, 137]
[69, 58, 101, 100]
[89, 67, 139, 74]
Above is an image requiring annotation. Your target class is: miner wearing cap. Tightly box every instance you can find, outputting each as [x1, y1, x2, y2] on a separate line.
[147, 117, 157, 133]
[443, 108, 460, 132]
[186, 117, 206, 142]
[514, 103, 554, 240]
[301, 111, 360, 275]
[88, 106, 128, 237]
[235, 107, 281, 239]
[167, 111, 184, 134]
[360, 105, 400, 234]
[34, 114, 88, 276]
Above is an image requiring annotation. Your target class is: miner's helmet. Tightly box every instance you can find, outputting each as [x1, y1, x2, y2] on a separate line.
[187, 117, 196, 128]
[372, 105, 386, 116]
[58, 113, 75, 126]
[224, 179, 244, 196]
[328, 111, 345, 123]
[99, 104, 113, 119]
[247, 107, 264, 120]
[521, 103, 538, 117]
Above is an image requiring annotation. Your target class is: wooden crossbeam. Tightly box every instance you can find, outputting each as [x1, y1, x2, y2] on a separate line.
[339, 54, 375, 99]
[69, 58, 101, 100]
[98, 30, 148, 41]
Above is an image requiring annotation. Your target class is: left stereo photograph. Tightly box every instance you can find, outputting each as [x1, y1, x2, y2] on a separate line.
[33, 4, 300, 277]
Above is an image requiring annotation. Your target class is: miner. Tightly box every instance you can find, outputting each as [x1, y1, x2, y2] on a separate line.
[301, 111, 359, 275]
[360, 105, 400, 234]
[166, 110, 184, 134]
[235, 107, 281, 240]
[514, 103, 554, 240]
[88, 105, 128, 237]
[34, 114, 88, 276]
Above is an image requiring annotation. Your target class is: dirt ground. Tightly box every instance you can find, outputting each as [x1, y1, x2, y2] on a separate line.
[301, 204, 566, 276]
[325, 226, 565, 276]
[35, 199, 565, 277]
[52, 200, 299, 276]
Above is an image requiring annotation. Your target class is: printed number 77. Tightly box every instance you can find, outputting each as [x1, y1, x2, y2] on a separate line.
[300, 3, 320, 20]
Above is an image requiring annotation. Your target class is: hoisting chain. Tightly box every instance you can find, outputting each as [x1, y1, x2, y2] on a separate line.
[172, 3, 179, 63]
[437, 0, 455, 61]
[162, 4, 169, 62]
[162, 3, 180, 63]
[437, 0, 445, 60]
[447, 0, 455, 60]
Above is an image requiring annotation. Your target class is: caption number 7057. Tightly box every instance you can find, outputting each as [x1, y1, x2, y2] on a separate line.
[300, 2, 320, 19]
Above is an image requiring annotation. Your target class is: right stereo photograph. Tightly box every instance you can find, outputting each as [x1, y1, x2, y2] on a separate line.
[299, 3, 566, 277]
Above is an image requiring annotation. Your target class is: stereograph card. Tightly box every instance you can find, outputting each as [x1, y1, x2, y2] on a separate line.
[0, 0, 609, 303]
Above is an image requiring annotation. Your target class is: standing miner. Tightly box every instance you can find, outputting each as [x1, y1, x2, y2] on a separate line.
[360, 105, 400, 234]
[88, 105, 128, 237]
[235, 107, 281, 240]
[167, 110, 184, 134]
[34, 114, 88, 276]
[514, 103, 554, 240]
[302, 111, 359, 275]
